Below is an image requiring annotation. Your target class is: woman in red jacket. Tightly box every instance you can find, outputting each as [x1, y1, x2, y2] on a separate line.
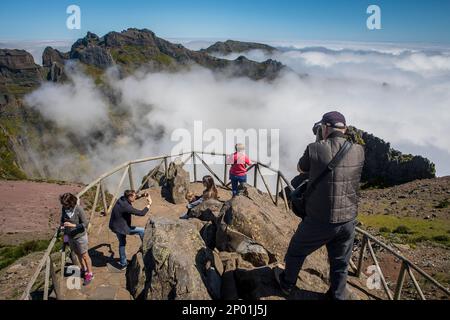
[227, 143, 252, 196]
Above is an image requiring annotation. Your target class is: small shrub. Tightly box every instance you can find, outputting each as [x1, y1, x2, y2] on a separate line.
[379, 227, 391, 233]
[412, 236, 430, 243]
[435, 199, 450, 209]
[432, 235, 450, 242]
[0, 239, 51, 270]
[393, 225, 412, 234]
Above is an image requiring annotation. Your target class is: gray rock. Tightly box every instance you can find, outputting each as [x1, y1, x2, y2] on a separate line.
[140, 217, 212, 300]
[347, 126, 436, 187]
[166, 161, 190, 204]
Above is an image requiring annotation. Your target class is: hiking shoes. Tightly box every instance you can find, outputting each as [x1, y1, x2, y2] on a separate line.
[274, 267, 294, 296]
[83, 272, 94, 286]
[117, 262, 128, 271]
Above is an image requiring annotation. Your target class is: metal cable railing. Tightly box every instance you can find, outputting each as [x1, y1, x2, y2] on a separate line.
[21, 151, 450, 300]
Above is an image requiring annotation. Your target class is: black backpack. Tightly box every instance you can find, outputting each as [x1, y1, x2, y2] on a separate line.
[290, 141, 353, 219]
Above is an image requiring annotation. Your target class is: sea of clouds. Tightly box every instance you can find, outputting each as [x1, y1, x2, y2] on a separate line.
[23, 40, 450, 186]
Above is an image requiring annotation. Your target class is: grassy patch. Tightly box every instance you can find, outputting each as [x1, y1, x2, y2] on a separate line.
[359, 214, 450, 247]
[83, 65, 104, 85]
[154, 53, 174, 66]
[393, 225, 413, 234]
[0, 127, 27, 180]
[4, 84, 35, 96]
[80, 185, 113, 213]
[0, 239, 62, 270]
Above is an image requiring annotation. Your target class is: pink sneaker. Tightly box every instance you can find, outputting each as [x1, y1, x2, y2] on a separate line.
[83, 272, 94, 286]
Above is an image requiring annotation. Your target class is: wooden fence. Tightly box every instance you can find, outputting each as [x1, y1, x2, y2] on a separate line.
[20, 151, 450, 300]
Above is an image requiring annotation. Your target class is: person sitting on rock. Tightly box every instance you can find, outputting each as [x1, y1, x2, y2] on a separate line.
[227, 143, 252, 196]
[185, 191, 201, 204]
[275, 111, 365, 300]
[180, 175, 218, 219]
[59, 193, 94, 286]
[109, 190, 152, 269]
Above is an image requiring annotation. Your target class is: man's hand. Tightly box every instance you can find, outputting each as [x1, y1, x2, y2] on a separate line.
[63, 222, 76, 228]
[146, 195, 152, 207]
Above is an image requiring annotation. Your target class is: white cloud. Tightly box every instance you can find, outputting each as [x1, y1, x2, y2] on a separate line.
[25, 65, 110, 134]
[23, 41, 450, 184]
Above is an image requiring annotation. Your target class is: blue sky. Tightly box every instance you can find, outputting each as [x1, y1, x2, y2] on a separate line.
[1, 0, 449, 43]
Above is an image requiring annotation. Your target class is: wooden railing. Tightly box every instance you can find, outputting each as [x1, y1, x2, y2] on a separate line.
[21, 151, 450, 300]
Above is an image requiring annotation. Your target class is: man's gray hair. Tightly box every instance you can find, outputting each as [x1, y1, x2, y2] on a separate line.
[325, 122, 346, 132]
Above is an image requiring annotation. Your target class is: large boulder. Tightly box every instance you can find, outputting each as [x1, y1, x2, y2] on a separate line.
[218, 185, 330, 279]
[188, 198, 224, 222]
[0, 49, 38, 70]
[141, 165, 165, 190]
[127, 217, 215, 300]
[70, 32, 114, 69]
[0, 49, 43, 96]
[42, 47, 69, 82]
[42, 47, 69, 68]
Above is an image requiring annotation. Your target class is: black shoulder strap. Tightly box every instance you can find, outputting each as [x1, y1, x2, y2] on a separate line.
[303, 140, 353, 198]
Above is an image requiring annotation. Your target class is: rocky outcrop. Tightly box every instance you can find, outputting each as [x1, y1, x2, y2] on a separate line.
[42, 47, 69, 68]
[165, 161, 190, 204]
[127, 182, 339, 300]
[202, 40, 277, 55]
[127, 217, 217, 300]
[221, 56, 284, 80]
[0, 49, 43, 96]
[141, 166, 166, 190]
[40, 28, 285, 80]
[42, 47, 69, 82]
[347, 127, 436, 187]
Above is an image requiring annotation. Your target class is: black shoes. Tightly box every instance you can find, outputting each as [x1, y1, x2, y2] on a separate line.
[274, 266, 294, 296]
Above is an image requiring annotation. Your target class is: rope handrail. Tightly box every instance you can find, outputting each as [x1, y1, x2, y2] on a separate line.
[21, 150, 450, 300]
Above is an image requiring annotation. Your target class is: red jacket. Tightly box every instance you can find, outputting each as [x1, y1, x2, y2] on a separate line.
[227, 152, 251, 176]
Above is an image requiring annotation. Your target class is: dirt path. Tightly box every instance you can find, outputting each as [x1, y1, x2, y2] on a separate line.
[0, 180, 84, 245]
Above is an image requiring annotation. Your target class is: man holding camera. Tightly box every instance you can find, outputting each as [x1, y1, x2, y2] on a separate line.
[275, 111, 365, 300]
[109, 190, 152, 269]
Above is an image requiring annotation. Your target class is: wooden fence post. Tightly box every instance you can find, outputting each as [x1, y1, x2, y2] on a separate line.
[356, 235, 368, 278]
[275, 173, 280, 206]
[224, 155, 228, 185]
[128, 165, 135, 190]
[100, 182, 108, 215]
[394, 261, 407, 300]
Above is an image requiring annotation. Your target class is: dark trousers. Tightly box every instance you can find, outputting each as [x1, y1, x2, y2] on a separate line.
[230, 174, 247, 196]
[284, 217, 356, 300]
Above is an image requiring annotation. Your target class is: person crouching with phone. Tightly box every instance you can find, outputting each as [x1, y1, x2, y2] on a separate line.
[59, 192, 94, 286]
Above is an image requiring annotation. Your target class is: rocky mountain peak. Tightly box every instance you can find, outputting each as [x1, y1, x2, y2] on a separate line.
[203, 40, 277, 55]
[0, 49, 39, 71]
